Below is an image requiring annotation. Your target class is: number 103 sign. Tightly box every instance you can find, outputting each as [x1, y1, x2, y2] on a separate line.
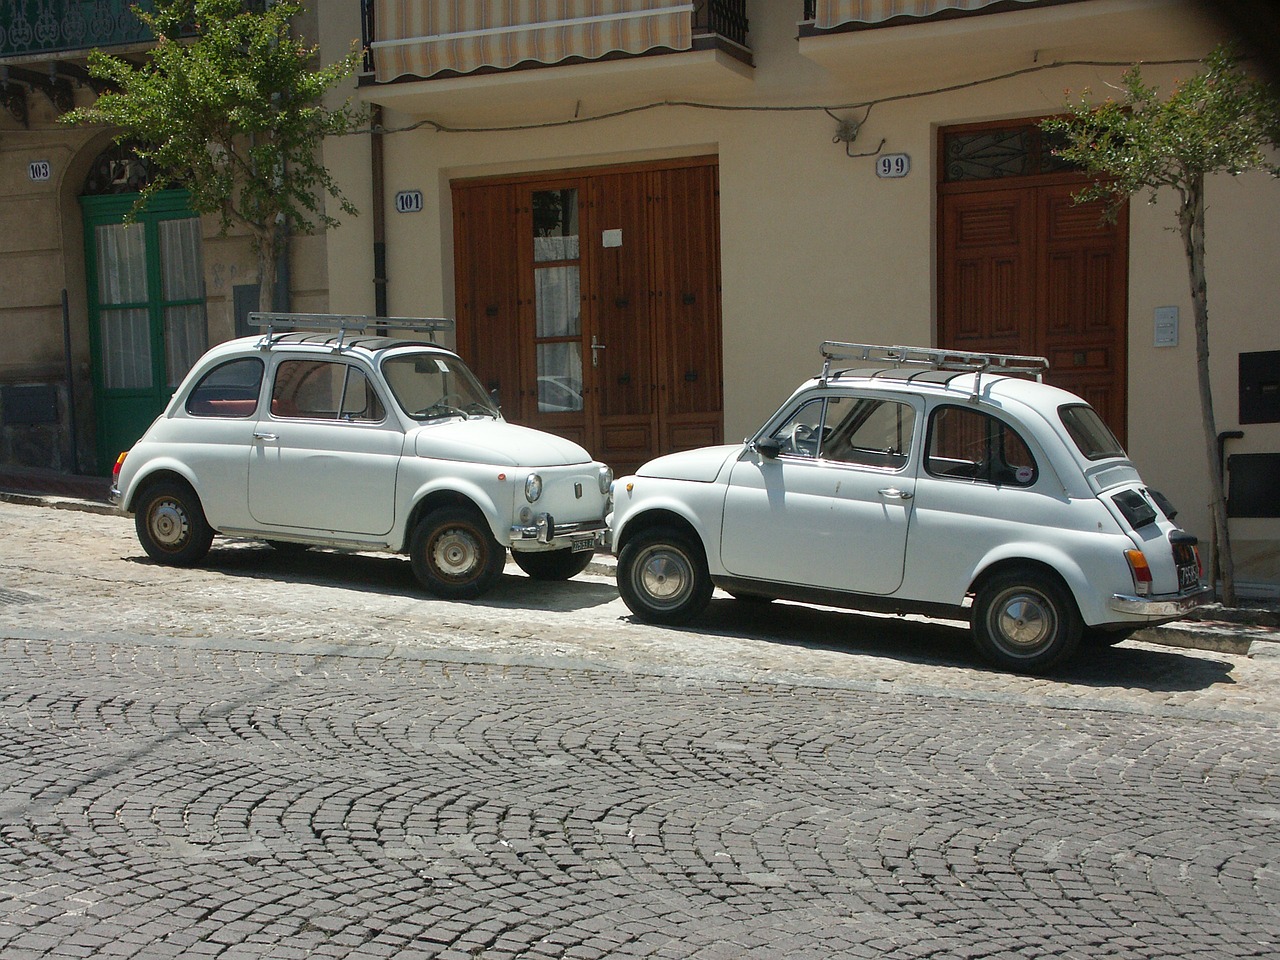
[875, 153, 910, 179]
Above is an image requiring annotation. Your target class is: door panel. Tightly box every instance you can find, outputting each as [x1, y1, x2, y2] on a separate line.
[939, 178, 1128, 445]
[452, 160, 723, 473]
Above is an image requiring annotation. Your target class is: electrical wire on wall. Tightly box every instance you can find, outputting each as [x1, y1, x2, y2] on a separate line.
[358, 57, 1205, 138]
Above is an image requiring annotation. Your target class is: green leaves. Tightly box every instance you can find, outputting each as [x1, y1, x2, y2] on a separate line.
[62, 0, 365, 244]
[1041, 45, 1280, 214]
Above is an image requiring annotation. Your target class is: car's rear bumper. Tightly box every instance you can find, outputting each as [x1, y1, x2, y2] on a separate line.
[1108, 584, 1213, 620]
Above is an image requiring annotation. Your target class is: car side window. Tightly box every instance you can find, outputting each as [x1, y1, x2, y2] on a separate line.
[185, 358, 264, 418]
[822, 396, 915, 469]
[926, 405, 1037, 486]
[769, 398, 827, 458]
[271, 360, 385, 422]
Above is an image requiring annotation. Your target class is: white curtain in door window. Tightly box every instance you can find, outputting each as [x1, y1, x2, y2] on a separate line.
[95, 223, 152, 390]
[813, 0, 1039, 28]
[372, 0, 693, 82]
[159, 218, 208, 388]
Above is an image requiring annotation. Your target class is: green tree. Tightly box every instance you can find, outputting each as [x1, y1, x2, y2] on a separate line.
[1042, 46, 1280, 605]
[64, 0, 365, 312]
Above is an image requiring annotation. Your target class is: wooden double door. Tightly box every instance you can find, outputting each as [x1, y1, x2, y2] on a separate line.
[939, 122, 1129, 444]
[453, 158, 723, 475]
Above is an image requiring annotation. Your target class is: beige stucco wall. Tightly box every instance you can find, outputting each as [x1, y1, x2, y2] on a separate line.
[321, 0, 1280, 588]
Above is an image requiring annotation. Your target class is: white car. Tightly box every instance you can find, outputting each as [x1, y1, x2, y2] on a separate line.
[111, 314, 612, 599]
[610, 342, 1210, 672]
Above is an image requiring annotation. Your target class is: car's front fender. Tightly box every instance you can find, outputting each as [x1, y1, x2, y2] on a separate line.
[610, 477, 723, 563]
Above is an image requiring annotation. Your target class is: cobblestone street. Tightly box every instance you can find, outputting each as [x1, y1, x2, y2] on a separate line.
[2, 501, 1278, 958]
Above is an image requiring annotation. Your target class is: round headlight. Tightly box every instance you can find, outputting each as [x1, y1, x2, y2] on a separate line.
[524, 473, 543, 503]
[598, 465, 614, 495]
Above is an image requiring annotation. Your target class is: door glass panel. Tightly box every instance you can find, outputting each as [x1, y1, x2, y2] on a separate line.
[95, 222, 148, 304]
[532, 188, 578, 262]
[535, 266, 581, 337]
[159, 217, 204, 299]
[100, 307, 152, 389]
[537, 343, 583, 413]
[164, 304, 207, 388]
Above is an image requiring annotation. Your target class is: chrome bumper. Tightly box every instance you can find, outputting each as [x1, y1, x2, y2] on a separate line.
[509, 514, 608, 548]
[1109, 584, 1213, 619]
[108, 484, 122, 506]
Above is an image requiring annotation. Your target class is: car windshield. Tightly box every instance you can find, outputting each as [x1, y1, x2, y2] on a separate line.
[381, 352, 499, 421]
[1059, 403, 1126, 460]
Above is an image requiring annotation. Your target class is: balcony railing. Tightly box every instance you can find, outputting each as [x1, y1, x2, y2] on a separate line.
[0, 0, 158, 60]
[360, 0, 749, 78]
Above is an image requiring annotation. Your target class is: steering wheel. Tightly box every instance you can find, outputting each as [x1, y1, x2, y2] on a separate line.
[416, 393, 468, 419]
[786, 422, 816, 456]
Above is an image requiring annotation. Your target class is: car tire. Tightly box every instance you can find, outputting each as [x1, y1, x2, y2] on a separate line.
[511, 547, 595, 581]
[617, 526, 713, 625]
[410, 505, 505, 599]
[972, 568, 1082, 672]
[134, 480, 214, 566]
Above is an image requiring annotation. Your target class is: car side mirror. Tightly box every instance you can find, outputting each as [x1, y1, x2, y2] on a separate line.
[755, 436, 782, 459]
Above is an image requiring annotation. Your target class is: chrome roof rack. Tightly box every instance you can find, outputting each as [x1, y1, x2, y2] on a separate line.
[819, 341, 1049, 395]
[250, 312, 455, 351]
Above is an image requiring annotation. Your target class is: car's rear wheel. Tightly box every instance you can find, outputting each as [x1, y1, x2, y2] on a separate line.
[617, 526, 713, 625]
[410, 505, 505, 599]
[134, 480, 214, 566]
[511, 547, 594, 581]
[972, 568, 1081, 672]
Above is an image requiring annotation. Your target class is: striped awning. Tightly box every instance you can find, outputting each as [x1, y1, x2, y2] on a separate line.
[371, 1, 695, 83]
[813, 0, 1042, 29]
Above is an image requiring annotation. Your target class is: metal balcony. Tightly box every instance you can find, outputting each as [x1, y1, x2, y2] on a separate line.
[0, 0, 156, 62]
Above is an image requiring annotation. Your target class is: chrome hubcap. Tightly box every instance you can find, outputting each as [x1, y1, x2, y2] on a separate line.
[996, 591, 1054, 649]
[639, 548, 689, 603]
[150, 501, 188, 548]
[433, 528, 480, 578]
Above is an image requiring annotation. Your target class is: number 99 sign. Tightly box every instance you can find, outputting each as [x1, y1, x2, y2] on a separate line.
[875, 153, 910, 179]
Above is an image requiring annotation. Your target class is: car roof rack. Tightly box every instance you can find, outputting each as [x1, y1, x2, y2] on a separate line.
[819, 341, 1049, 395]
[249, 312, 455, 351]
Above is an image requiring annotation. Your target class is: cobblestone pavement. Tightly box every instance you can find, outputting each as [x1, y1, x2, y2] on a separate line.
[2, 501, 1279, 959]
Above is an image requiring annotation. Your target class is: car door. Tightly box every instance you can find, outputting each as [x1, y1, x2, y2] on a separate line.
[248, 357, 404, 536]
[719, 393, 920, 595]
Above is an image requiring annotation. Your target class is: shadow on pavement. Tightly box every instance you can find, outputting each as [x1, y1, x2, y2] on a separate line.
[126, 540, 622, 611]
[657, 596, 1237, 694]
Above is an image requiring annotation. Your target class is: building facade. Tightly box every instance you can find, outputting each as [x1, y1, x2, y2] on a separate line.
[318, 0, 1280, 591]
[0, 0, 330, 476]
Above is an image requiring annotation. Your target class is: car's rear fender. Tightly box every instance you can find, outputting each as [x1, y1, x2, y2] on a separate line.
[966, 541, 1131, 627]
[119, 457, 202, 514]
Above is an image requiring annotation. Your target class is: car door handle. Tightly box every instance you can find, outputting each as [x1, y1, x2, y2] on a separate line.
[878, 487, 913, 500]
[253, 432, 279, 442]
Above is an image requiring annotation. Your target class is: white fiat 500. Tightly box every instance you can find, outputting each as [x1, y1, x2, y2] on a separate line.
[610, 342, 1210, 672]
[111, 314, 612, 599]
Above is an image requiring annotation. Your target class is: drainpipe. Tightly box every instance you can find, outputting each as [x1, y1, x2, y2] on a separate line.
[371, 104, 388, 324]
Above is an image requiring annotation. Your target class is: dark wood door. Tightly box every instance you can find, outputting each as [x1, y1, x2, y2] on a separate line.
[453, 159, 722, 474]
[939, 178, 1128, 443]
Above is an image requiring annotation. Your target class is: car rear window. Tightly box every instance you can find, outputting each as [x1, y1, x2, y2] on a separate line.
[1059, 404, 1125, 460]
[186, 358, 264, 418]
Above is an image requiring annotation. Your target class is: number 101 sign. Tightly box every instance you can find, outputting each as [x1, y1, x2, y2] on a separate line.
[875, 153, 910, 179]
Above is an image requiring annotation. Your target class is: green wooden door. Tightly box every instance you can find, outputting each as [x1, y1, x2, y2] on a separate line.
[82, 191, 207, 472]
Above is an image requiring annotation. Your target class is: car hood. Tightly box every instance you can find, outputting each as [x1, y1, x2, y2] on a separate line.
[413, 418, 592, 466]
[635, 444, 742, 482]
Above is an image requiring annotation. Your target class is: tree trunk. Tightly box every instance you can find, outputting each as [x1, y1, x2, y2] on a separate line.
[1180, 173, 1236, 605]
[256, 221, 280, 314]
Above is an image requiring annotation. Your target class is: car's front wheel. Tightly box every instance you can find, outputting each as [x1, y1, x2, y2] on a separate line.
[972, 568, 1081, 672]
[134, 480, 214, 566]
[617, 526, 713, 625]
[410, 505, 505, 599]
[511, 547, 595, 581]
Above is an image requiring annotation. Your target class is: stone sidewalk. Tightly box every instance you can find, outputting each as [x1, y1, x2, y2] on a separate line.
[1, 468, 1277, 658]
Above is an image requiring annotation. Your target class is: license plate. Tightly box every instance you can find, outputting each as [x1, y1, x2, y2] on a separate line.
[571, 534, 596, 553]
[1177, 561, 1199, 591]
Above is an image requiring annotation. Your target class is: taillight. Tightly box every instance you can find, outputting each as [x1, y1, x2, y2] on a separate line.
[112, 452, 127, 484]
[1125, 549, 1153, 595]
